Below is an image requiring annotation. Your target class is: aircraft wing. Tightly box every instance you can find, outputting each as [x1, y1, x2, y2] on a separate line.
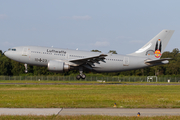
[145, 58, 172, 65]
[68, 54, 107, 66]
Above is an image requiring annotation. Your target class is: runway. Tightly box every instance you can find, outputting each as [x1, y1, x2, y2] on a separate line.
[1, 108, 180, 116]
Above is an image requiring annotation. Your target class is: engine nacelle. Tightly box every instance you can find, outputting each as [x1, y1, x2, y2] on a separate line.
[48, 60, 70, 72]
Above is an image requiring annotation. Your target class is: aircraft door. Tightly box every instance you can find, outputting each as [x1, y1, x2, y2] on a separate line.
[66, 53, 69, 59]
[22, 47, 28, 56]
[123, 57, 129, 66]
[28, 48, 31, 61]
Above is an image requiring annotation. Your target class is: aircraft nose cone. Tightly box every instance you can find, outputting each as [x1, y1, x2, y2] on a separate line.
[4, 51, 10, 58]
[4, 51, 7, 56]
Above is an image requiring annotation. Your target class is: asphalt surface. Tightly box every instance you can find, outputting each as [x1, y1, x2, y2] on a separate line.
[0, 108, 60, 115]
[1, 108, 180, 116]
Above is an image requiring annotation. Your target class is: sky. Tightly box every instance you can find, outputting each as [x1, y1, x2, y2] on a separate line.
[0, 0, 180, 54]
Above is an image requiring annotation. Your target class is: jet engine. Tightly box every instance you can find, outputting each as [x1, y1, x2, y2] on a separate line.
[48, 60, 70, 72]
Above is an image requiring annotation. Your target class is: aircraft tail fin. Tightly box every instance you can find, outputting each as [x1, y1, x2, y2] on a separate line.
[128, 29, 174, 59]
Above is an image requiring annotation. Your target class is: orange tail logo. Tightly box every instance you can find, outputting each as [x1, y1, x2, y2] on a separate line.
[154, 39, 162, 58]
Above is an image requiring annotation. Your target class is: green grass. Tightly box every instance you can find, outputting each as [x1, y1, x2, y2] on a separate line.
[0, 115, 180, 120]
[1, 80, 180, 84]
[0, 84, 180, 108]
[0, 80, 98, 83]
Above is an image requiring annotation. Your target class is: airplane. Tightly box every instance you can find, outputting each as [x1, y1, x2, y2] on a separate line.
[4, 29, 174, 79]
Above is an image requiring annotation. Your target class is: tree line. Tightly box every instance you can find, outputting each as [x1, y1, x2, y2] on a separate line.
[0, 49, 180, 76]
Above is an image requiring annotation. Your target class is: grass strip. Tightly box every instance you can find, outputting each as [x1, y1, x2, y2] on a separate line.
[0, 84, 180, 108]
[1, 80, 180, 84]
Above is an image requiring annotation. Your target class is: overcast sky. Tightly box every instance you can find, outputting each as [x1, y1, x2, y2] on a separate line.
[0, 0, 179, 54]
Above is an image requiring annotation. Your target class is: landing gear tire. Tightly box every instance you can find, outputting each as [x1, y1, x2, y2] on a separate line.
[76, 75, 81, 80]
[80, 74, 86, 79]
[24, 64, 28, 73]
[77, 67, 86, 80]
[25, 70, 28, 73]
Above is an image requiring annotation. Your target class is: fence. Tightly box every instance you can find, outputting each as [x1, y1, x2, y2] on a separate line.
[0, 76, 180, 82]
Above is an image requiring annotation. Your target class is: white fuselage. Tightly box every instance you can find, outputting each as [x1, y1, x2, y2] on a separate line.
[5, 46, 150, 72]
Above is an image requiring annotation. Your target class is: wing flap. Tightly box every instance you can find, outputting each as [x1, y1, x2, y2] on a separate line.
[69, 54, 107, 62]
[67, 54, 107, 67]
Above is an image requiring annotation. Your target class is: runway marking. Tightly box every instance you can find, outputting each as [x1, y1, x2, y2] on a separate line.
[57, 108, 63, 115]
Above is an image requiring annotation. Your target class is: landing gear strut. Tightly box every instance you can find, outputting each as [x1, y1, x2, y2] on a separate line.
[76, 67, 86, 80]
[24, 64, 28, 73]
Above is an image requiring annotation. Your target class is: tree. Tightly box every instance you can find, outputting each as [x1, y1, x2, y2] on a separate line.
[0, 50, 2, 55]
[10, 60, 24, 75]
[0, 54, 12, 75]
[172, 48, 179, 57]
[33, 66, 49, 75]
[91, 50, 101, 53]
[108, 50, 117, 54]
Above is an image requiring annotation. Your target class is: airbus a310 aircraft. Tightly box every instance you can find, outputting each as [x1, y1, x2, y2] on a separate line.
[5, 29, 174, 79]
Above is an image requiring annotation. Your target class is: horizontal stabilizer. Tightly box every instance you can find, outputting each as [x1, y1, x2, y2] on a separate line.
[145, 58, 172, 65]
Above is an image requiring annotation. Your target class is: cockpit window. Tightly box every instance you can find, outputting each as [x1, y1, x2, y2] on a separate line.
[8, 48, 16, 51]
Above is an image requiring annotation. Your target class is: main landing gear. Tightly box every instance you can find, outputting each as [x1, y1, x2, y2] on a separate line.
[24, 64, 28, 73]
[76, 67, 86, 80]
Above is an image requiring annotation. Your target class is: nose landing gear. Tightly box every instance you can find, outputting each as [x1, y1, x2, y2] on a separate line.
[24, 64, 28, 73]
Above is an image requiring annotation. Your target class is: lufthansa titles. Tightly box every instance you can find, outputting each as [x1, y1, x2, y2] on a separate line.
[47, 49, 66, 54]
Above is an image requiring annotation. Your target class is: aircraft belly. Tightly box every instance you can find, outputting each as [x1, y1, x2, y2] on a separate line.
[92, 61, 124, 72]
